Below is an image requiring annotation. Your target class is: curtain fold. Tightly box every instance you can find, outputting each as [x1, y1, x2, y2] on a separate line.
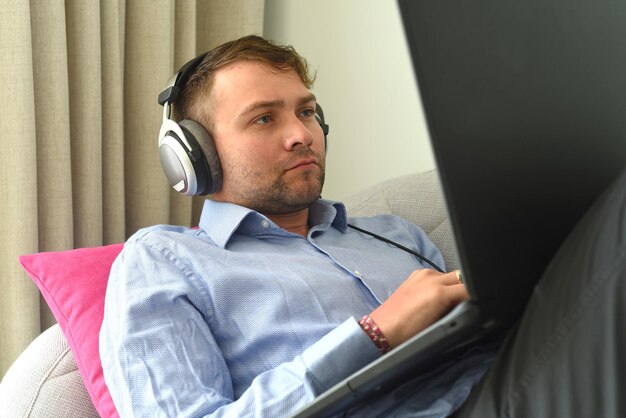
[1, 0, 265, 379]
[101, 0, 127, 246]
[68, 1, 105, 249]
[0, 1, 41, 376]
[31, 0, 75, 330]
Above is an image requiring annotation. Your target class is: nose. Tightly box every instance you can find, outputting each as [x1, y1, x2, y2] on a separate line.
[282, 115, 314, 150]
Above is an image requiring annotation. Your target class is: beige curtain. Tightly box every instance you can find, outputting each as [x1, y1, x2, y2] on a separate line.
[0, 0, 265, 379]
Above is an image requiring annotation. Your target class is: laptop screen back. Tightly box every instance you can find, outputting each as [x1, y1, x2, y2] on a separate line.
[399, 0, 626, 310]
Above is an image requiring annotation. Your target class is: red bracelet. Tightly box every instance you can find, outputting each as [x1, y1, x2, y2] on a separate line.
[358, 315, 391, 354]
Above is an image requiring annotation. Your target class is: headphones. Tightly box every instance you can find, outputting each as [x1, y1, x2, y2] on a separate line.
[157, 53, 330, 196]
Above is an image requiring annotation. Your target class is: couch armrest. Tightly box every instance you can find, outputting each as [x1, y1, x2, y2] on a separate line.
[0, 323, 98, 417]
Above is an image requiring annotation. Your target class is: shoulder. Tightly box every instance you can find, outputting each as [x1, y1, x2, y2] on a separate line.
[346, 213, 431, 249]
[348, 213, 425, 236]
[347, 213, 445, 270]
[106, 225, 215, 309]
[111, 225, 213, 284]
[121, 224, 212, 256]
[126, 224, 198, 245]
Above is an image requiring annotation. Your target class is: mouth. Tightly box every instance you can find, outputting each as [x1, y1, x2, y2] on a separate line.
[288, 158, 318, 171]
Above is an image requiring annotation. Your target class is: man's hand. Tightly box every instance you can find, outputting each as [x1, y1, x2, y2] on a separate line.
[369, 269, 468, 349]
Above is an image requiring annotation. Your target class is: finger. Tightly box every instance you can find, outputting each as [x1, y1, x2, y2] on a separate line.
[408, 269, 465, 287]
[437, 270, 464, 286]
[453, 269, 464, 285]
[446, 282, 470, 303]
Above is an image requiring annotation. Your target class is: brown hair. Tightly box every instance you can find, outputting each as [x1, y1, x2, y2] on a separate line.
[177, 35, 316, 130]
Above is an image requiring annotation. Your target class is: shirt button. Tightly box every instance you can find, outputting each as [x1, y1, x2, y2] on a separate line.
[261, 220, 270, 228]
[354, 270, 362, 277]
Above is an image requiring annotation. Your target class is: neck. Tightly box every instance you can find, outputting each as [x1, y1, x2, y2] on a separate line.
[266, 208, 310, 237]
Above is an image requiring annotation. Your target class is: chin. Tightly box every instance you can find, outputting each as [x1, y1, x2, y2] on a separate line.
[239, 171, 325, 214]
[263, 182, 324, 214]
[283, 188, 322, 211]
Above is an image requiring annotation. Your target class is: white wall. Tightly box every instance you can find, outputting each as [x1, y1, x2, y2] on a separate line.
[264, 0, 436, 200]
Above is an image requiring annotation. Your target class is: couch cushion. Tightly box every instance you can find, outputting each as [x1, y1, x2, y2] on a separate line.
[18, 244, 123, 418]
[0, 323, 99, 417]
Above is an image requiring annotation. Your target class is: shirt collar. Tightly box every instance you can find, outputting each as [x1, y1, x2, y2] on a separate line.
[198, 198, 348, 248]
[308, 199, 348, 233]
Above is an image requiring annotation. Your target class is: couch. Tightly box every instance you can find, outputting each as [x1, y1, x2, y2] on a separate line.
[0, 169, 458, 417]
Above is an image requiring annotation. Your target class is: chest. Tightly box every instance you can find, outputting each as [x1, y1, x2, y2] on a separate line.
[199, 232, 422, 333]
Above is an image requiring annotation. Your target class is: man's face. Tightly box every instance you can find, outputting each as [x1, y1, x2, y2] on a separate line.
[208, 61, 326, 215]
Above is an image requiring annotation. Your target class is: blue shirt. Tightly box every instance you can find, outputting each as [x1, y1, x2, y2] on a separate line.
[100, 199, 494, 417]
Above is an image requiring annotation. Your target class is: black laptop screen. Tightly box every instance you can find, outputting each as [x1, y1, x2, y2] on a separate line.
[399, 0, 626, 307]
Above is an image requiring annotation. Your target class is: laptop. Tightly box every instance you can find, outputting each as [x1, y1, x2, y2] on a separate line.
[291, 0, 626, 416]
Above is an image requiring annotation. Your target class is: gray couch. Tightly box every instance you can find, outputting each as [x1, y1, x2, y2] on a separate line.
[0, 170, 457, 417]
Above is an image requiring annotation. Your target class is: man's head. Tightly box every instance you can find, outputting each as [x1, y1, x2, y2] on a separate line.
[175, 35, 326, 215]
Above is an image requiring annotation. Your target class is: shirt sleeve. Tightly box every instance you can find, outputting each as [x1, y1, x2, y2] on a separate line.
[99, 237, 381, 418]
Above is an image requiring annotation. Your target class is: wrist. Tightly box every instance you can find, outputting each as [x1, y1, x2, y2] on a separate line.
[358, 315, 391, 354]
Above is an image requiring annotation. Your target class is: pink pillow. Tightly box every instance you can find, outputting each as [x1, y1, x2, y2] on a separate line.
[19, 244, 123, 418]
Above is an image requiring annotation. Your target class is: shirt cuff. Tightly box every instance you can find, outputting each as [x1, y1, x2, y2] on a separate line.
[300, 317, 382, 393]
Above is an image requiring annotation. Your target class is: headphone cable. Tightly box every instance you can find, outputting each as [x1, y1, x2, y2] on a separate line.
[347, 223, 445, 273]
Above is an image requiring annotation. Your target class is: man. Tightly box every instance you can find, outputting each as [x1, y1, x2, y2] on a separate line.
[100, 35, 496, 417]
[101, 35, 626, 417]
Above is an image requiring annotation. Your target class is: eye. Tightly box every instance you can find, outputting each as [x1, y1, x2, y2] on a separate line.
[300, 108, 315, 118]
[254, 115, 272, 125]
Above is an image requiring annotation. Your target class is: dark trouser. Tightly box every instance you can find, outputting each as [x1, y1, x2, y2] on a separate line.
[454, 169, 626, 418]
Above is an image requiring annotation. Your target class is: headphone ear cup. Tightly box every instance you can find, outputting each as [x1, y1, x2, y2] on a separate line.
[315, 104, 329, 151]
[178, 119, 223, 195]
[159, 120, 208, 196]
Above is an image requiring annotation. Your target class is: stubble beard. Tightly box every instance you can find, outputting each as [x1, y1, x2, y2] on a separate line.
[251, 168, 325, 215]
[226, 151, 326, 215]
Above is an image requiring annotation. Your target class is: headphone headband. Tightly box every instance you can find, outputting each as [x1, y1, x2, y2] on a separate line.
[158, 53, 208, 106]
